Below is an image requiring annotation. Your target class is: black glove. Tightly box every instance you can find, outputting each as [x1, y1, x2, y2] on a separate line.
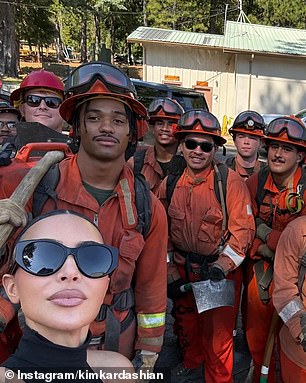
[300, 313, 306, 352]
[167, 279, 186, 300]
[208, 265, 225, 282]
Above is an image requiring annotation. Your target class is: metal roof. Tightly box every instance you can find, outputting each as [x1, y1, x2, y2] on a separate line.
[127, 26, 224, 48]
[224, 21, 306, 56]
[128, 22, 306, 57]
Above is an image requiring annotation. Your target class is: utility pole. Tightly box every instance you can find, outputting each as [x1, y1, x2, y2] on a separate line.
[237, 0, 251, 23]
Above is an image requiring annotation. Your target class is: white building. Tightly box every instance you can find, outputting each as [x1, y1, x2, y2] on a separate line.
[127, 21, 306, 122]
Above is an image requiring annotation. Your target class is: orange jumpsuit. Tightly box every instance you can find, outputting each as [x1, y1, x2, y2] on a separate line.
[0, 154, 168, 360]
[245, 166, 306, 383]
[273, 216, 306, 383]
[128, 146, 185, 194]
[158, 165, 255, 383]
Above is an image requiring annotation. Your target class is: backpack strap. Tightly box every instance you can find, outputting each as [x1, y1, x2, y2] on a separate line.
[166, 174, 181, 206]
[255, 164, 270, 210]
[134, 173, 152, 238]
[32, 163, 60, 217]
[133, 149, 147, 175]
[225, 156, 236, 171]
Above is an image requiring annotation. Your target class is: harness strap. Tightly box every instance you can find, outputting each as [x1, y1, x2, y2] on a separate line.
[254, 260, 273, 304]
[175, 248, 218, 282]
[94, 288, 135, 351]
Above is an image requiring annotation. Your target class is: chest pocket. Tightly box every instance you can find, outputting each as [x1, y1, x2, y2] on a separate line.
[168, 204, 186, 248]
[198, 206, 223, 245]
[110, 230, 145, 294]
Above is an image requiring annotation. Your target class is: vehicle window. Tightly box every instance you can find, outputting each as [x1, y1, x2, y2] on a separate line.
[134, 85, 167, 107]
[172, 93, 207, 111]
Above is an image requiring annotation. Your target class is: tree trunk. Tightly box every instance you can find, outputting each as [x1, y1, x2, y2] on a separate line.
[0, 0, 18, 77]
[80, 14, 88, 63]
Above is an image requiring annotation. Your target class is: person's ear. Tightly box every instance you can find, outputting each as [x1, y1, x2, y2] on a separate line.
[19, 104, 25, 119]
[2, 274, 20, 304]
[297, 151, 305, 164]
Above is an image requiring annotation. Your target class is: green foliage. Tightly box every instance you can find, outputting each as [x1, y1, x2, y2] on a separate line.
[16, 0, 57, 47]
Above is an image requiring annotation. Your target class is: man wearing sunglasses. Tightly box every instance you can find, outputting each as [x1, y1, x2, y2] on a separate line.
[226, 110, 265, 180]
[244, 116, 306, 383]
[0, 101, 21, 147]
[10, 69, 65, 133]
[157, 110, 255, 382]
[128, 97, 185, 194]
[0, 62, 167, 374]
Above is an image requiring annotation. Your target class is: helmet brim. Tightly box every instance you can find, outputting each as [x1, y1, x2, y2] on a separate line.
[229, 127, 264, 138]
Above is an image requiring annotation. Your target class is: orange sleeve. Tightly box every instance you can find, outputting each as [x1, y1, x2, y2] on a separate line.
[273, 218, 306, 341]
[217, 170, 255, 273]
[134, 194, 168, 352]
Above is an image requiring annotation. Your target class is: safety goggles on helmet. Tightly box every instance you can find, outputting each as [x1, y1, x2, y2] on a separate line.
[11, 239, 118, 278]
[183, 139, 214, 153]
[178, 110, 221, 131]
[65, 61, 137, 98]
[233, 111, 265, 130]
[25, 95, 62, 109]
[148, 98, 183, 117]
[266, 117, 306, 141]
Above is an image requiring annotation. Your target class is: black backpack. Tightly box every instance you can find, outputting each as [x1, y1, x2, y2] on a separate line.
[33, 163, 152, 237]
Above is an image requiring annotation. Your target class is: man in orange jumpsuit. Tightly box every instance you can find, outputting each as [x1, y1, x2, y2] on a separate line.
[226, 110, 265, 180]
[157, 110, 255, 383]
[245, 116, 306, 382]
[0, 62, 168, 369]
[128, 97, 185, 194]
[273, 216, 306, 383]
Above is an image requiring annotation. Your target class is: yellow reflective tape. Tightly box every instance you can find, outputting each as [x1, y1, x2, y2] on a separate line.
[137, 312, 166, 329]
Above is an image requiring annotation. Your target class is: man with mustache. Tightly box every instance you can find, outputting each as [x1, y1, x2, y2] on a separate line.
[128, 97, 185, 194]
[157, 110, 255, 383]
[244, 116, 306, 382]
[0, 62, 168, 372]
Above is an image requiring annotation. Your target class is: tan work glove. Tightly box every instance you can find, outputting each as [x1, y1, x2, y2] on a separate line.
[256, 219, 272, 243]
[257, 244, 275, 261]
[0, 199, 28, 228]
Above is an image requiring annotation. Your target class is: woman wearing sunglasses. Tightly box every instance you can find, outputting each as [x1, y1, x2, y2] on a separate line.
[157, 110, 255, 383]
[10, 70, 65, 133]
[0, 210, 133, 381]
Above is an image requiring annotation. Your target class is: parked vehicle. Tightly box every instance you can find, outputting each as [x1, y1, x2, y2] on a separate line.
[131, 79, 209, 111]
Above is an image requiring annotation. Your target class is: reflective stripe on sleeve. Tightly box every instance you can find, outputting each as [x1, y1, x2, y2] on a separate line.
[137, 312, 166, 329]
[279, 300, 304, 323]
[222, 244, 244, 267]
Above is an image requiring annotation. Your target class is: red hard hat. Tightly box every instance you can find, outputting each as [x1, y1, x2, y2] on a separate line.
[10, 70, 64, 103]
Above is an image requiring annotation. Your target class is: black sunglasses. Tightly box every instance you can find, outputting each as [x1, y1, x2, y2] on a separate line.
[25, 95, 62, 109]
[184, 139, 214, 152]
[12, 239, 118, 278]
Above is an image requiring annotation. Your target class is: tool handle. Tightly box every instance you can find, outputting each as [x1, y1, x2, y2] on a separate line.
[0, 150, 64, 248]
[259, 310, 279, 383]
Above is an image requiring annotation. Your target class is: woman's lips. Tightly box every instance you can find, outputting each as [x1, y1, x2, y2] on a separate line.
[47, 289, 87, 307]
